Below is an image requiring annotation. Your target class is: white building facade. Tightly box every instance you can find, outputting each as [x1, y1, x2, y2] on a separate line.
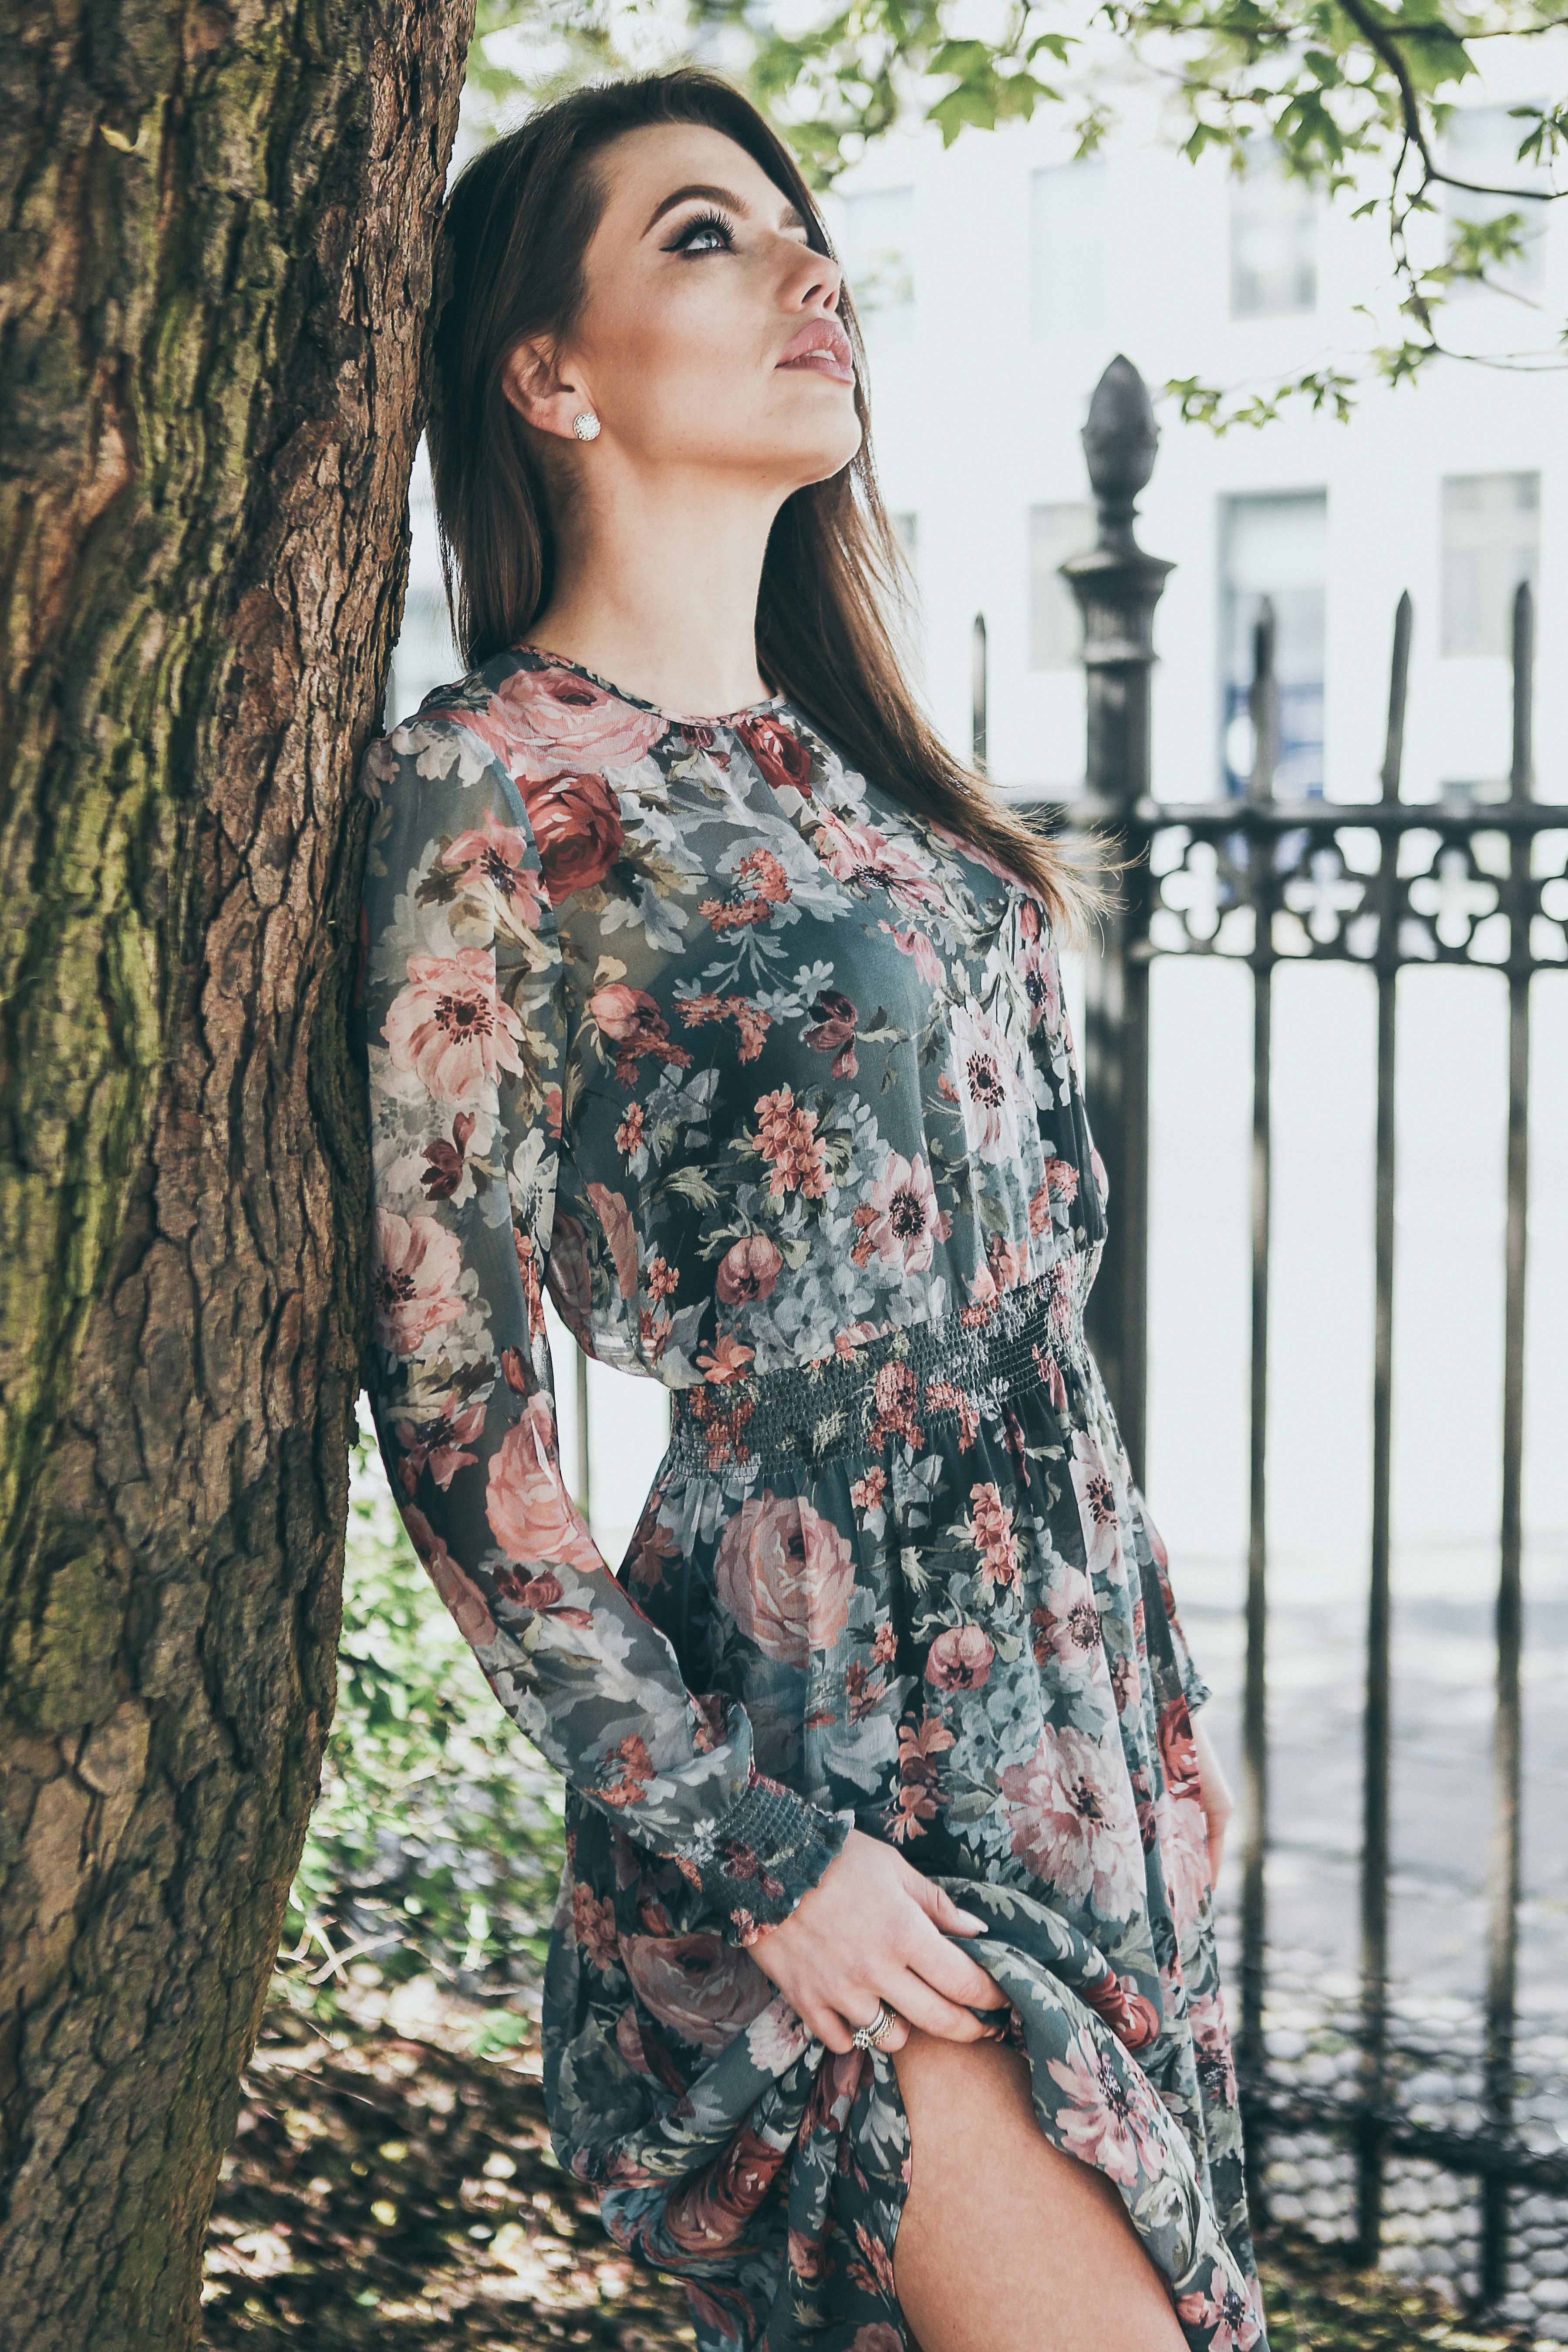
[826, 71, 1560, 815]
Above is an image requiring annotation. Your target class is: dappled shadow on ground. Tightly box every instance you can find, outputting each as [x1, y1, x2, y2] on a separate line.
[203, 1985, 1532, 2352]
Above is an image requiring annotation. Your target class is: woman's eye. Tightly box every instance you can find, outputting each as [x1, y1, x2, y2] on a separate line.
[669, 212, 735, 255]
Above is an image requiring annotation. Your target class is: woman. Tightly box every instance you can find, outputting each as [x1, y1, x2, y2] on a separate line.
[356, 65, 1266, 2352]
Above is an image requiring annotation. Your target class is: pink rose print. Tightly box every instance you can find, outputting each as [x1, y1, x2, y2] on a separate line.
[1158, 1778, 1213, 1934]
[619, 1932, 773, 2053]
[403, 1507, 496, 1648]
[1045, 2025, 1168, 2187]
[587, 983, 692, 1085]
[486, 1392, 602, 1574]
[1177, 2265, 1264, 2352]
[850, 1149, 951, 1274]
[714, 1492, 859, 1666]
[1000, 1723, 1143, 1918]
[815, 812, 945, 912]
[370, 1207, 465, 1355]
[948, 998, 1023, 1166]
[519, 768, 625, 900]
[925, 1624, 995, 1692]
[586, 1181, 639, 1298]
[382, 947, 525, 1115]
[461, 661, 667, 783]
[717, 1235, 783, 1305]
[1079, 1964, 1163, 2053]
[746, 1999, 813, 2075]
[929, 819, 1033, 895]
[442, 807, 546, 933]
[664, 2122, 789, 2261]
[877, 917, 944, 986]
[733, 710, 813, 793]
[1158, 1695, 1201, 1804]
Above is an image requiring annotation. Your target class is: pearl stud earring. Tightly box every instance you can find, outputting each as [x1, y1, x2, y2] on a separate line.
[572, 411, 601, 441]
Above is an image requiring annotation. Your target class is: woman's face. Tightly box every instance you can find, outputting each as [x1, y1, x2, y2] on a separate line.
[517, 122, 863, 495]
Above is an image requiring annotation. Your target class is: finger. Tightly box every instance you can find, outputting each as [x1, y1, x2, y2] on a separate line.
[810, 2004, 855, 2056]
[907, 1875, 986, 1938]
[886, 1969, 993, 2044]
[899, 1916, 1009, 2010]
[837, 2003, 914, 2056]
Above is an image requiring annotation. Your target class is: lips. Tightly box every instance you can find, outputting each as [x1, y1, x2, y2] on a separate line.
[776, 317, 854, 383]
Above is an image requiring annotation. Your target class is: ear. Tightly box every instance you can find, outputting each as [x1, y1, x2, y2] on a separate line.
[502, 336, 592, 443]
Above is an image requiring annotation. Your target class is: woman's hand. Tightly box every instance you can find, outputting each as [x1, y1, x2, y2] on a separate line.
[1190, 1714, 1235, 1889]
[747, 1829, 1010, 2056]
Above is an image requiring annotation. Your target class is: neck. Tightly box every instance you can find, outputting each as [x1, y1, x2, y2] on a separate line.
[527, 461, 782, 718]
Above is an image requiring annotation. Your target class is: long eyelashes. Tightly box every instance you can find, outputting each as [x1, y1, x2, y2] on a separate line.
[664, 209, 736, 255]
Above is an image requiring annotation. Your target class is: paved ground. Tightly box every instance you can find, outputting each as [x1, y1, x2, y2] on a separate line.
[202, 1981, 1541, 2352]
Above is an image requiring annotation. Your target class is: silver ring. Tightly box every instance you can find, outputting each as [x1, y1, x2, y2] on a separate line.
[851, 1999, 898, 2053]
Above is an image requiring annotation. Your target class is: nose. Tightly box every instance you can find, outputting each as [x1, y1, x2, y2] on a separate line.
[780, 238, 843, 315]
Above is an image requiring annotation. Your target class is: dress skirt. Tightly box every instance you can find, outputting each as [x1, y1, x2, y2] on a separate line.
[540, 1266, 1267, 2352]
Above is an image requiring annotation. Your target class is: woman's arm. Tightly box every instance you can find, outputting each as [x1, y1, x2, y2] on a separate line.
[1190, 1712, 1234, 1889]
[357, 713, 848, 1946]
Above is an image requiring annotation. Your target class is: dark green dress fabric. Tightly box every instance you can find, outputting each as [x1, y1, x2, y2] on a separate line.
[355, 646, 1267, 2352]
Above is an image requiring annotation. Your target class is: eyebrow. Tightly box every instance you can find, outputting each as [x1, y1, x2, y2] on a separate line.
[642, 181, 809, 237]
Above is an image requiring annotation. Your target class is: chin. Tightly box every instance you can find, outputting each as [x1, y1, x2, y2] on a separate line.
[776, 413, 864, 489]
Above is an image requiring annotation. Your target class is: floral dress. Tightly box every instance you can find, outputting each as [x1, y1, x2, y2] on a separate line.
[355, 645, 1268, 2352]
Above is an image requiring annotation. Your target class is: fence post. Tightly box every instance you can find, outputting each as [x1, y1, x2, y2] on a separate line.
[1482, 577, 1534, 2304]
[1061, 355, 1174, 1487]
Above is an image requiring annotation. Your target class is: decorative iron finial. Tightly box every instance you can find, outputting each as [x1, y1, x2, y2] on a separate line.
[1081, 355, 1159, 546]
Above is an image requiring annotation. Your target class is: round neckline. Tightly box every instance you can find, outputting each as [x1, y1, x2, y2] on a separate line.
[518, 643, 786, 728]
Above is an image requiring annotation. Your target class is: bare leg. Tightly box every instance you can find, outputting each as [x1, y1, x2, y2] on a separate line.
[892, 2029, 1187, 2352]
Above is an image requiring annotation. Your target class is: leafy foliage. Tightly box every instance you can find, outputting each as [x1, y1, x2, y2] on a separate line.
[462, 0, 1567, 425]
[278, 1408, 566, 2033]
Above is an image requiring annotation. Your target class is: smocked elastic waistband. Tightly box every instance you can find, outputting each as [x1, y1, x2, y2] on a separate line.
[666, 1261, 1091, 1477]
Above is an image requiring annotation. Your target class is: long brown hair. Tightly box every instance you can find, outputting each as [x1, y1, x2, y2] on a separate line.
[428, 67, 1091, 931]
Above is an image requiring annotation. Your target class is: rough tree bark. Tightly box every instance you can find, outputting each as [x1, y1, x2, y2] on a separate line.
[0, 3, 475, 2342]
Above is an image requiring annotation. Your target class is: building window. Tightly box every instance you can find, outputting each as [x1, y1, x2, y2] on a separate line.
[1220, 492, 1327, 795]
[839, 188, 915, 343]
[1028, 503, 1094, 670]
[1230, 151, 1316, 318]
[1443, 106, 1551, 294]
[1441, 474, 1540, 657]
[1031, 164, 1107, 338]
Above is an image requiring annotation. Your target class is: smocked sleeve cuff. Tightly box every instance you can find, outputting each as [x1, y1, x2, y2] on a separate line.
[678, 1773, 853, 1949]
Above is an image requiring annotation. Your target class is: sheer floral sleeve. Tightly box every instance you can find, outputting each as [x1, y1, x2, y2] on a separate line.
[355, 713, 850, 1944]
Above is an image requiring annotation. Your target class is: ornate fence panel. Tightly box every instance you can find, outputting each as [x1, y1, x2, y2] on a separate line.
[1017, 355, 1567, 2305]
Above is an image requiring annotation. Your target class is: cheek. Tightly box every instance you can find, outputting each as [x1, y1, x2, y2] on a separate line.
[590, 285, 759, 427]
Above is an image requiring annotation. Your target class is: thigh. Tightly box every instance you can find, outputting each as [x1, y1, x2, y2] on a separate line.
[891, 2029, 1187, 2352]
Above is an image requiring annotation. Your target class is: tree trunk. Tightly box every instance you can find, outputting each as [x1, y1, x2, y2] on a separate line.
[0, 3, 474, 2342]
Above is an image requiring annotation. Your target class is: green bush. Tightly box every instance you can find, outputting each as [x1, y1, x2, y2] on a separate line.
[278, 1401, 567, 2034]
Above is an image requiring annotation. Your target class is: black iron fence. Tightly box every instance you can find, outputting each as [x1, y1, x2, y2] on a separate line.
[1012, 355, 1565, 2304]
